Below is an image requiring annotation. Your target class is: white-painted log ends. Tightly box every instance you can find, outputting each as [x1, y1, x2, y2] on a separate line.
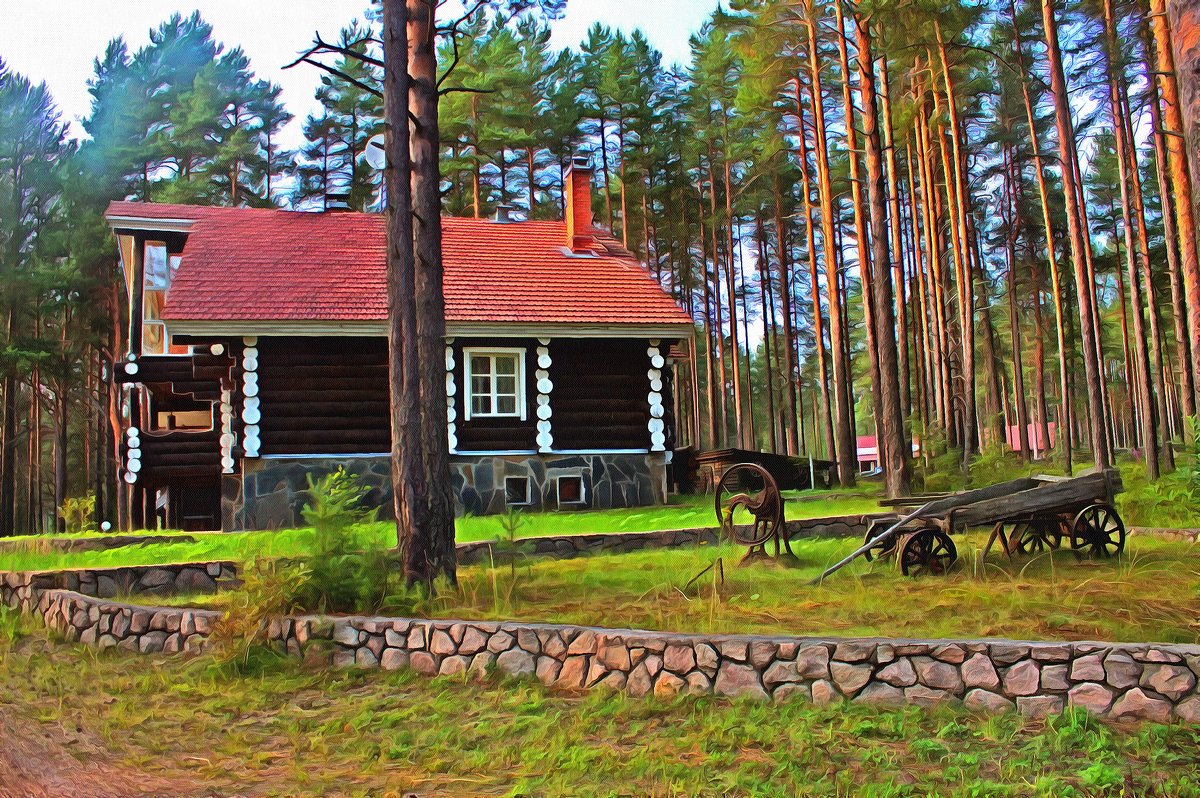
[219, 387, 235, 474]
[647, 339, 666, 452]
[446, 339, 458, 452]
[123, 425, 140, 484]
[241, 336, 260, 458]
[536, 337, 553, 452]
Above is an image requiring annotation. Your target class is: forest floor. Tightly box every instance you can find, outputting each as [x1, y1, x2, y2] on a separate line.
[1, 613, 1199, 798]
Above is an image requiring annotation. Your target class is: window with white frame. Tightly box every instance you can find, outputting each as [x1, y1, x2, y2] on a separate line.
[464, 348, 526, 419]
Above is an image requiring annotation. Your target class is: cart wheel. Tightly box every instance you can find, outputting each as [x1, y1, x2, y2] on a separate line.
[899, 528, 958, 577]
[713, 464, 782, 547]
[1014, 518, 1064, 555]
[1070, 503, 1125, 558]
[863, 521, 898, 562]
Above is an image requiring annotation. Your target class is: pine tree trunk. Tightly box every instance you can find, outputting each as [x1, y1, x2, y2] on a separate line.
[856, 19, 910, 497]
[879, 59, 911, 429]
[1106, 0, 1160, 476]
[1041, 0, 1111, 468]
[1150, 0, 1200, 415]
[1119, 46, 1175, 468]
[1010, 0, 1072, 469]
[1145, 27, 1195, 422]
[1168, 0, 1200, 249]
[1003, 141, 1031, 461]
[772, 173, 801, 455]
[806, 1, 855, 485]
[934, 33, 978, 462]
[793, 78, 836, 461]
[698, 183, 719, 449]
[834, 0, 884, 461]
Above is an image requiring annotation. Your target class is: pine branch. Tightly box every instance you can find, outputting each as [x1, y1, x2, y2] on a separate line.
[283, 56, 382, 99]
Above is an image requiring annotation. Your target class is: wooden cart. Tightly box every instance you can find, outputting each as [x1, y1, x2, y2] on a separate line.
[816, 469, 1125, 580]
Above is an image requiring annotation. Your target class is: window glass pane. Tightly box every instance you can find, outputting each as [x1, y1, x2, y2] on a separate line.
[558, 477, 583, 503]
[496, 355, 517, 375]
[496, 395, 516, 415]
[144, 243, 169, 289]
[471, 355, 492, 376]
[142, 322, 165, 355]
[496, 375, 517, 397]
[505, 477, 529, 505]
[472, 394, 491, 415]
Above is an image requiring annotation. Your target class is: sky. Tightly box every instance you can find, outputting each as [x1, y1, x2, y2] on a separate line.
[0, 0, 715, 152]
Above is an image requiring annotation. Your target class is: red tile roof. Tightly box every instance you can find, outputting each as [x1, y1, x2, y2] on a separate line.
[106, 201, 693, 329]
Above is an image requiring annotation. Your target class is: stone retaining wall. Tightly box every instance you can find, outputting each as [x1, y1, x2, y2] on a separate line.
[457, 513, 885, 564]
[0, 534, 199, 555]
[1129, 527, 1200, 543]
[35, 589, 218, 654]
[10, 585, 1200, 723]
[0, 562, 235, 611]
[259, 617, 1197, 723]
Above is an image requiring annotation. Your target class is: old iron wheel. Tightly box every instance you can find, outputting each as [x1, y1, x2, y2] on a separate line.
[862, 520, 898, 562]
[899, 528, 958, 577]
[713, 463, 781, 547]
[1070, 503, 1126, 558]
[1013, 518, 1064, 555]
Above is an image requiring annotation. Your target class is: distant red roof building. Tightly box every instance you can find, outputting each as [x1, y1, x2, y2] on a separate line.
[105, 201, 693, 332]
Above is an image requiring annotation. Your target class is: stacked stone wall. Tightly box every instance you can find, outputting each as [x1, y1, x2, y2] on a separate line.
[7, 585, 1200, 722]
[35, 589, 219, 654]
[264, 618, 1200, 723]
[0, 534, 199, 555]
[1, 562, 234, 610]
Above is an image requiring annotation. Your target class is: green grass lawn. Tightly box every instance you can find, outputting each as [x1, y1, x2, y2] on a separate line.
[0, 488, 883, 574]
[1, 616, 1198, 797]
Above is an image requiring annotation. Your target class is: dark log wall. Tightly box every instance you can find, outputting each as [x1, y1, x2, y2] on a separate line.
[451, 337, 538, 452]
[256, 337, 391, 455]
[548, 338, 653, 451]
[252, 336, 673, 456]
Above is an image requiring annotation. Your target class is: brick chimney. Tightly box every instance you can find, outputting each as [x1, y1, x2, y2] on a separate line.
[564, 155, 595, 254]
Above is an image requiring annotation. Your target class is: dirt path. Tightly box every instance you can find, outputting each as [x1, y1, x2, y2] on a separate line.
[0, 709, 205, 798]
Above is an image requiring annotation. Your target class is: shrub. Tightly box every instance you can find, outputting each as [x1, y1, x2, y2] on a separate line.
[1117, 419, 1200, 527]
[59, 493, 97, 534]
[210, 556, 310, 665]
[293, 468, 394, 614]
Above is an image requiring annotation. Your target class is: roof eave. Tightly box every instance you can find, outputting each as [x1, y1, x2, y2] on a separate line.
[161, 318, 695, 339]
[106, 214, 197, 234]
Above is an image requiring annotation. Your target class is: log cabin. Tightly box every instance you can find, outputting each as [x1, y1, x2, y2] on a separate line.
[106, 158, 693, 531]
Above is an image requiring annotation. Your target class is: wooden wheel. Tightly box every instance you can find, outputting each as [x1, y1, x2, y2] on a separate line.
[713, 464, 782, 547]
[862, 521, 898, 562]
[1070, 503, 1125, 558]
[899, 528, 958, 577]
[1013, 518, 1064, 555]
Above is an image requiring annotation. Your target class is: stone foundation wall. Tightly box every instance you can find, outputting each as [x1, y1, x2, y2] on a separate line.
[8, 582, 1200, 723]
[1, 562, 234, 610]
[451, 452, 667, 515]
[239, 452, 669, 529]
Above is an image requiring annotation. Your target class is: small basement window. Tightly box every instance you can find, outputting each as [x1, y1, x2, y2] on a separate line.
[505, 476, 531, 506]
[464, 348, 526, 419]
[556, 475, 585, 505]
